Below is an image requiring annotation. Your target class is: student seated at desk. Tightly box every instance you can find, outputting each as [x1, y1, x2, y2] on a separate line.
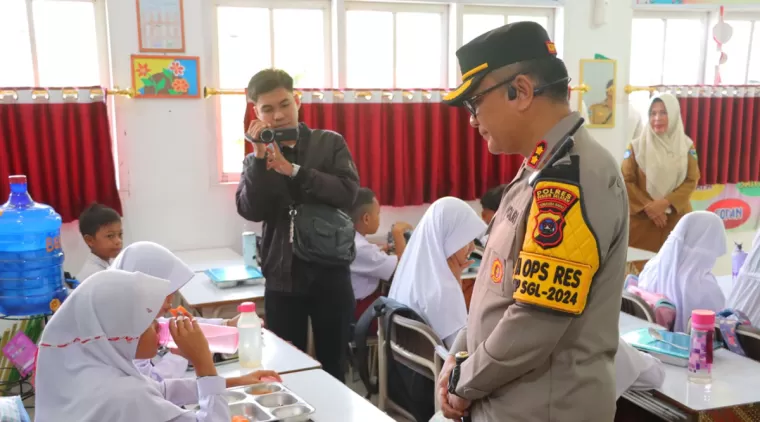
[76, 203, 123, 282]
[34, 270, 281, 421]
[112, 241, 245, 381]
[349, 188, 411, 323]
[727, 228, 760, 327]
[638, 211, 727, 332]
[615, 338, 665, 398]
[389, 197, 487, 348]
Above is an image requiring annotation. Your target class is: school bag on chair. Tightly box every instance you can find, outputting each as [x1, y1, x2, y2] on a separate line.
[716, 309, 752, 356]
[626, 285, 677, 331]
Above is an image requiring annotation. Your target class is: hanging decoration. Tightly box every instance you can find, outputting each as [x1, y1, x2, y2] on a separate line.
[712, 6, 733, 84]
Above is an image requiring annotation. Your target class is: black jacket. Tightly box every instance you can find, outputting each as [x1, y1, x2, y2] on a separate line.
[235, 123, 360, 293]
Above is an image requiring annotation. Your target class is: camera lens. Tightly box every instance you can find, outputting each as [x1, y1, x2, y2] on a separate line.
[260, 129, 274, 143]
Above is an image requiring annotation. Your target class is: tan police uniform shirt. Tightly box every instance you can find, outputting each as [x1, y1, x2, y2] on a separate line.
[451, 112, 629, 421]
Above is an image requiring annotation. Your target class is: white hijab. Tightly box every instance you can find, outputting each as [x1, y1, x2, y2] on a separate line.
[35, 270, 188, 422]
[638, 211, 727, 332]
[111, 241, 195, 293]
[388, 197, 487, 342]
[727, 229, 760, 326]
[631, 93, 694, 199]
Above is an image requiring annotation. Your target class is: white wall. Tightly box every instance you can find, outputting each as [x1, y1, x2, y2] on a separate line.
[61, 0, 638, 272]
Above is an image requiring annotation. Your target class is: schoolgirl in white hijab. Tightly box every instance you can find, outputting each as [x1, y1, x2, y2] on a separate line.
[111, 242, 245, 380]
[726, 229, 760, 327]
[389, 197, 487, 347]
[631, 93, 694, 201]
[638, 211, 727, 332]
[34, 270, 230, 422]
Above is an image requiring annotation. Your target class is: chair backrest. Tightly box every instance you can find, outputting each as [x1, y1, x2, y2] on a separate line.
[736, 325, 760, 362]
[389, 315, 443, 380]
[621, 291, 656, 323]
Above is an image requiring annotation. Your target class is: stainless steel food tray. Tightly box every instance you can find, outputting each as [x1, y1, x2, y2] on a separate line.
[188, 382, 315, 422]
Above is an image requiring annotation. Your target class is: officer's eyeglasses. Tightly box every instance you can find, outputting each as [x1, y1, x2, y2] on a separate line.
[463, 75, 571, 116]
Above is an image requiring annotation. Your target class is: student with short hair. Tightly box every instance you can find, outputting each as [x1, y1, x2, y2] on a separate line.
[479, 184, 506, 225]
[76, 203, 123, 282]
[349, 188, 411, 323]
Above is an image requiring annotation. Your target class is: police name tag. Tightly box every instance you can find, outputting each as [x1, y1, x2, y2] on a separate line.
[512, 251, 593, 315]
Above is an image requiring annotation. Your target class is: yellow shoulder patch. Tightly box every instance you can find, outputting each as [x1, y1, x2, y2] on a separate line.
[512, 181, 600, 315]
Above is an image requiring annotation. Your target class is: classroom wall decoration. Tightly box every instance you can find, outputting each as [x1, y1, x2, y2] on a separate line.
[136, 0, 185, 53]
[691, 183, 760, 232]
[130, 55, 200, 99]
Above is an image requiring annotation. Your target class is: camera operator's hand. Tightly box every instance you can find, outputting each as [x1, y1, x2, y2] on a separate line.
[266, 142, 295, 176]
[246, 120, 270, 158]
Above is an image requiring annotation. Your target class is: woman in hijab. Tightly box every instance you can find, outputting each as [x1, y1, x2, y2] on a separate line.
[34, 270, 231, 421]
[389, 197, 487, 347]
[637, 211, 727, 332]
[726, 229, 760, 326]
[622, 93, 700, 270]
[111, 242, 250, 381]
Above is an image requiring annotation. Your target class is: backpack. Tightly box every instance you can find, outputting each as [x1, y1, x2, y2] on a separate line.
[716, 309, 752, 356]
[626, 285, 677, 331]
[353, 297, 435, 422]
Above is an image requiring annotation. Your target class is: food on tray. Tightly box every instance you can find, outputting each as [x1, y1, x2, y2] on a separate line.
[249, 386, 275, 395]
[231, 416, 248, 422]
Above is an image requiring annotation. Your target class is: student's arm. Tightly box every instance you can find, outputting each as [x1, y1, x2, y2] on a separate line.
[134, 355, 189, 382]
[665, 147, 700, 214]
[236, 154, 284, 222]
[621, 146, 653, 215]
[167, 377, 231, 421]
[353, 242, 398, 281]
[294, 135, 359, 209]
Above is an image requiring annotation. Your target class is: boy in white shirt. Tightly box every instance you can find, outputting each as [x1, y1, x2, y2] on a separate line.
[76, 203, 123, 282]
[350, 188, 412, 322]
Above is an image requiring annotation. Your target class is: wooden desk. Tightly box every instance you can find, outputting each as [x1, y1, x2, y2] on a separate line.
[174, 248, 266, 318]
[282, 369, 394, 422]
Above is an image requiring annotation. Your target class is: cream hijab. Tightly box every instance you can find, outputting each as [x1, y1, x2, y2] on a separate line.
[727, 229, 760, 327]
[631, 93, 694, 199]
[35, 270, 188, 422]
[111, 241, 195, 293]
[388, 197, 487, 342]
[638, 211, 727, 332]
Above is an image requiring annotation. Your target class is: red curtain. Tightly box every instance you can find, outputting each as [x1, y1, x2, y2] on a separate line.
[0, 87, 122, 222]
[674, 87, 760, 184]
[243, 90, 522, 207]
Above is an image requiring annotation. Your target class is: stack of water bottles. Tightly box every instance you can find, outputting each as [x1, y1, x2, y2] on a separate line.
[0, 175, 68, 316]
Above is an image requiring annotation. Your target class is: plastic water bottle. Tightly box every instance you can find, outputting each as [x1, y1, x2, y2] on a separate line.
[732, 242, 748, 283]
[0, 175, 67, 316]
[242, 232, 257, 268]
[688, 310, 715, 384]
[157, 320, 239, 354]
[237, 301, 263, 368]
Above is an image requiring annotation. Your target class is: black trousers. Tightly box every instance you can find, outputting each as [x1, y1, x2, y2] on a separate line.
[264, 257, 355, 382]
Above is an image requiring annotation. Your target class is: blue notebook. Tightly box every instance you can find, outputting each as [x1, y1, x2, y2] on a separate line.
[621, 328, 723, 367]
[204, 265, 263, 288]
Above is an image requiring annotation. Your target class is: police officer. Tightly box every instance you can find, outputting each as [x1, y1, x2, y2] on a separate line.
[437, 22, 629, 421]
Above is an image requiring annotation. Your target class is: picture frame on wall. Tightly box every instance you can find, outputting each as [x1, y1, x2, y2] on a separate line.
[136, 0, 186, 53]
[130, 55, 201, 99]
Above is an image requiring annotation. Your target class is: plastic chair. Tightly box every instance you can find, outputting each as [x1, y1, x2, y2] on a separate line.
[621, 291, 656, 323]
[377, 314, 445, 419]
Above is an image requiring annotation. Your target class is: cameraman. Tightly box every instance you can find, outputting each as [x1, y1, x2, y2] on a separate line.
[236, 69, 359, 382]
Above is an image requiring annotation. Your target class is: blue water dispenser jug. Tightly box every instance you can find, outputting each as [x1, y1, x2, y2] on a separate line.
[0, 175, 68, 316]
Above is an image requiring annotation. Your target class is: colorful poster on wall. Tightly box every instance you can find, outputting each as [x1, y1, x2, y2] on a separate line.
[690, 182, 760, 232]
[636, 0, 760, 4]
[130, 55, 200, 99]
[136, 0, 185, 52]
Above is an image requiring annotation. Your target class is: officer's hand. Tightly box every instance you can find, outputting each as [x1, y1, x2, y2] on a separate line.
[448, 394, 472, 413]
[437, 356, 465, 419]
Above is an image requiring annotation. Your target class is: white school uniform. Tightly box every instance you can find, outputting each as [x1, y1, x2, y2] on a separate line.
[389, 197, 487, 347]
[34, 270, 230, 422]
[350, 233, 398, 300]
[111, 241, 225, 380]
[76, 251, 111, 282]
[726, 229, 760, 327]
[615, 338, 665, 399]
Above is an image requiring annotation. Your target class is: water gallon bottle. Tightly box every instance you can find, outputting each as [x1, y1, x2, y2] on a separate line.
[237, 301, 263, 368]
[732, 242, 748, 283]
[157, 320, 239, 354]
[688, 309, 716, 384]
[0, 175, 67, 316]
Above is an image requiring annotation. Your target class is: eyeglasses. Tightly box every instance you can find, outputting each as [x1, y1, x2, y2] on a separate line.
[462, 75, 571, 116]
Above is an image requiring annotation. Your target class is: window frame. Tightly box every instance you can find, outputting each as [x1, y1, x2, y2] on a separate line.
[712, 11, 760, 85]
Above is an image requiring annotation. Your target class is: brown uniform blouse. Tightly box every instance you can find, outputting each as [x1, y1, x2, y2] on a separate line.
[621, 144, 700, 254]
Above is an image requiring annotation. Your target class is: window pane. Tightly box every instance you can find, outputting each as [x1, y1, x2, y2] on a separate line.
[462, 14, 505, 45]
[720, 20, 752, 84]
[273, 9, 326, 88]
[662, 18, 704, 85]
[33, 0, 100, 86]
[749, 23, 760, 84]
[346, 10, 393, 88]
[630, 18, 665, 86]
[220, 96, 247, 174]
[395, 12, 443, 88]
[507, 15, 549, 33]
[0, 0, 34, 86]
[217, 7, 270, 88]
